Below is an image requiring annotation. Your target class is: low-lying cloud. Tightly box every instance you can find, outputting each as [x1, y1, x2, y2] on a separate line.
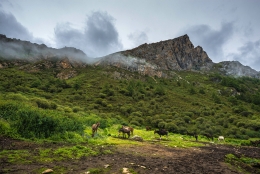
[55, 11, 123, 58]
[183, 22, 234, 62]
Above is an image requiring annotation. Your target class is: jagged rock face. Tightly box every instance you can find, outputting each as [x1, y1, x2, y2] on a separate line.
[121, 34, 213, 71]
[218, 61, 260, 79]
[98, 35, 213, 77]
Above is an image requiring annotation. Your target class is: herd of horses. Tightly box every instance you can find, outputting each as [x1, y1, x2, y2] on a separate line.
[92, 122, 225, 142]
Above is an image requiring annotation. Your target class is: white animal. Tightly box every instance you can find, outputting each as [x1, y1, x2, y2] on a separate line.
[218, 136, 225, 141]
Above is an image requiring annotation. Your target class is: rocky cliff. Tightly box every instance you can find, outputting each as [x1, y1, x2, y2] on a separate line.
[97, 35, 214, 77]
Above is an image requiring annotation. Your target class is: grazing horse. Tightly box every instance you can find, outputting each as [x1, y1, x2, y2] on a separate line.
[186, 131, 198, 141]
[250, 140, 260, 147]
[92, 122, 100, 137]
[118, 126, 131, 138]
[202, 133, 214, 141]
[121, 126, 134, 135]
[154, 129, 168, 139]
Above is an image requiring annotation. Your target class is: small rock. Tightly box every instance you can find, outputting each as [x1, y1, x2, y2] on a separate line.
[104, 164, 110, 168]
[122, 167, 130, 174]
[130, 135, 143, 142]
[140, 166, 146, 169]
[42, 169, 53, 174]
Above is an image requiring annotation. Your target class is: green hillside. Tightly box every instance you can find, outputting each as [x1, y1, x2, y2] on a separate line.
[0, 64, 260, 141]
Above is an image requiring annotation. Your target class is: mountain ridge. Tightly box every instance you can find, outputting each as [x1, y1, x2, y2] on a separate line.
[1, 34, 259, 79]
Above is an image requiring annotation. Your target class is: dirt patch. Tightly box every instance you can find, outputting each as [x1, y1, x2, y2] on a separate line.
[1, 136, 260, 174]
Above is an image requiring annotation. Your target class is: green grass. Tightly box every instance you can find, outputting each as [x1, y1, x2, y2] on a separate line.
[225, 153, 260, 173]
[0, 150, 31, 164]
[0, 64, 260, 142]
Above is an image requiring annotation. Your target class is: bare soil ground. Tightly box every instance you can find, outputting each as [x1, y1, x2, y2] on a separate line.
[0, 136, 260, 174]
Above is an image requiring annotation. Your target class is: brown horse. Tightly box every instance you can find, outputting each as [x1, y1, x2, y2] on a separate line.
[118, 126, 134, 138]
[118, 127, 131, 138]
[92, 122, 100, 137]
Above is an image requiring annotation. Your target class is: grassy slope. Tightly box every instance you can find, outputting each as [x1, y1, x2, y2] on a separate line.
[0, 64, 260, 141]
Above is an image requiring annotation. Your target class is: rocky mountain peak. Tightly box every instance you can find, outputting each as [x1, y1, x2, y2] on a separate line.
[98, 34, 213, 77]
[122, 34, 213, 71]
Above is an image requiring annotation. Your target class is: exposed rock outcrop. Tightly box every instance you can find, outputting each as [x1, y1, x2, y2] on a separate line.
[217, 61, 260, 79]
[97, 34, 213, 77]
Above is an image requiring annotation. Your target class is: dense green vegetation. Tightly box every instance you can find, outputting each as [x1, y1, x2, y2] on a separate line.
[0, 64, 260, 141]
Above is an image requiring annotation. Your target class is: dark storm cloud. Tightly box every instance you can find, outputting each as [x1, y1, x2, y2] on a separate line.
[0, 10, 33, 41]
[54, 11, 122, 58]
[228, 40, 260, 71]
[128, 30, 149, 47]
[184, 22, 234, 61]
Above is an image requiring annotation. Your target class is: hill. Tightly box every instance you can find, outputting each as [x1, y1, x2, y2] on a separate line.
[0, 34, 260, 141]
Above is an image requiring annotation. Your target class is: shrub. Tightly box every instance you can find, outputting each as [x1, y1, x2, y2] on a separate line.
[165, 122, 178, 133]
[130, 120, 140, 126]
[32, 98, 57, 110]
[189, 87, 196, 95]
[72, 106, 82, 113]
[6, 93, 28, 101]
[158, 121, 166, 128]
[199, 88, 205, 94]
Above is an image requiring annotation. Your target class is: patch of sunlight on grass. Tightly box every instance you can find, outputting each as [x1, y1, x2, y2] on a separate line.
[85, 125, 205, 148]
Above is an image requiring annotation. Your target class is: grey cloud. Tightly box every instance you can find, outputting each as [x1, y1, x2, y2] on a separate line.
[0, 10, 33, 41]
[54, 23, 84, 49]
[228, 40, 260, 71]
[128, 31, 149, 47]
[54, 11, 123, 58]
[183, 22, 234, 62]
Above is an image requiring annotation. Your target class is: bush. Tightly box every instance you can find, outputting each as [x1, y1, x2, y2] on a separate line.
[158, 121, 166, 128]
[6, 93, 28, 101]
[32, 98, 57, 110]
[165, 122, 178, 133]
[130, 120, 140, 126]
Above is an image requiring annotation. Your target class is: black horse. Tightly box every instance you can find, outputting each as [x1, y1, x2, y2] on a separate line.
[154, 129, 168, 139]
[202, 133, 214, 141]
[186, 131, 198, 141]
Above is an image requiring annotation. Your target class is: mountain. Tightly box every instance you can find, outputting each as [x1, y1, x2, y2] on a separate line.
[98, 34, 260, 79]
[1, 34, 260, 79]
[0, 34, 90, 79]
[217, 61, 260, 79]
[97, 34, 213, 77]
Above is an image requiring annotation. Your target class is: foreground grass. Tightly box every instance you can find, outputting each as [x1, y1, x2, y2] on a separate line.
[1, 126, 259, 174]
[225, 153, 260, 174]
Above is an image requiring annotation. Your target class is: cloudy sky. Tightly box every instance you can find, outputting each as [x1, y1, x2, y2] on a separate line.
[0, 0, 260, 71]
